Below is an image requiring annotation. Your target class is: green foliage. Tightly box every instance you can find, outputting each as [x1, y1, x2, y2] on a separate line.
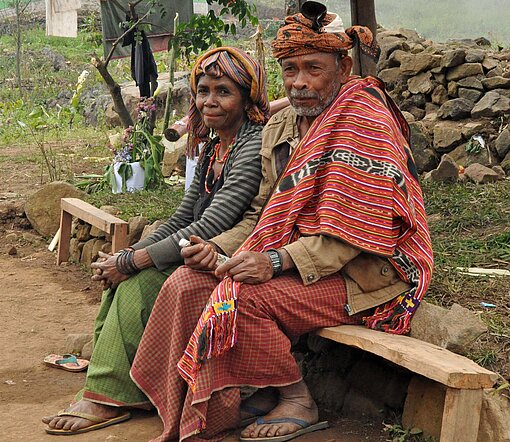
[85, 186, 185, 222]
[383, 423, 434, 442]
[175, 0, 258, 58]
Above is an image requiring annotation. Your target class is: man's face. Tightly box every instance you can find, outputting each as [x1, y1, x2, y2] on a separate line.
[281, 52, 352, 117]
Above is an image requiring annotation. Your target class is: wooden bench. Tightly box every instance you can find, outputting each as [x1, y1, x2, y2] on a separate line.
[57, 198, 129, 264]
[316, 325, 498, 442]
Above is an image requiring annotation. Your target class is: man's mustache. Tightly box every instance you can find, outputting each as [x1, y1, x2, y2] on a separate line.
[289, 89, 319, 100]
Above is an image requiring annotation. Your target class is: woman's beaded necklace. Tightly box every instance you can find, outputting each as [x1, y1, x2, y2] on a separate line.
[204, 140, 232, 194]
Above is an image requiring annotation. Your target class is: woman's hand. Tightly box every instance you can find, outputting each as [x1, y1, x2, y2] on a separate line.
[215, 251, 273, 284]
[181, 235, 219, 271]
[91, 251, 130, 289]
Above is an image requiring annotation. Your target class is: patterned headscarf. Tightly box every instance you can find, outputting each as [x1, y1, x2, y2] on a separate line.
[186, 47, 270, 157]
[272, 12, 380, 60]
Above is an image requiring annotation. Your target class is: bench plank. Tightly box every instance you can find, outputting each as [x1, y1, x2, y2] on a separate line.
[61, 198, 128, 234]
[317, 325, 497, 389]
[440, 388, 483, 442]
[57, 198, 129, 265]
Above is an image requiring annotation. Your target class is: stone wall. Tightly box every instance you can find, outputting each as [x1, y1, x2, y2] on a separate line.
[376, 28, 510, 182]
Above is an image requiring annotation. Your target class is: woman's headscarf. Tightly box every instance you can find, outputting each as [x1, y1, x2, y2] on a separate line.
[271, 12, 380, 61]
[186, 47, 270, 157]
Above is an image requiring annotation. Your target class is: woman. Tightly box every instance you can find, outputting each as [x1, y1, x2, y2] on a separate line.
[42, 46, 270, 436]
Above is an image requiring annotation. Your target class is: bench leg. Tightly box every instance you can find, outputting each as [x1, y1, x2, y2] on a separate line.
[440, 388, 482, 442]
[112, 223, 129, 253]
[57, 210, 72, 265]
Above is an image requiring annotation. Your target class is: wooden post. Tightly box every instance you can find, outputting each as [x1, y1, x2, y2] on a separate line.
[350, 0, 377, 77]
[57, 208, 72, 265]
[440, 388, 483, 442]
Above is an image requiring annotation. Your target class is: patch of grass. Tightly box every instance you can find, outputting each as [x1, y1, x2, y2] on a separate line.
[85, 186, 185, 222]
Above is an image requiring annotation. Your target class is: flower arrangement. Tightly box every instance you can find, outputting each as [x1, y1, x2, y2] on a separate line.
[105, 96, 165, 193]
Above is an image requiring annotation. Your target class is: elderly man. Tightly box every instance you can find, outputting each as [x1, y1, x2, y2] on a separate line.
[131, 3, 434, 442]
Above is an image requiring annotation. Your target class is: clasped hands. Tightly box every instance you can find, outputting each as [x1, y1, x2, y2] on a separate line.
[181, 235, 274, 284]
[90, 251, 130, 290]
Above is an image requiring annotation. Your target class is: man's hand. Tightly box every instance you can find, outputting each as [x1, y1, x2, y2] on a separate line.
[181, 235, 219, 271]
[215, 251, 273, 284]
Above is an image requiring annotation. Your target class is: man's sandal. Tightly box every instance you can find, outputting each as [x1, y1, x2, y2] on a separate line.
[240, 417, 329, 442]
[45, 410, 131, 435]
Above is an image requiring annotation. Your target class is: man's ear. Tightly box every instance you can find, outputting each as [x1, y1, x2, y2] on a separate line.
[338, 56, 353, 82]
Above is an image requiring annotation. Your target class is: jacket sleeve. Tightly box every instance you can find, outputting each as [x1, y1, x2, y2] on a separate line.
[132, 131, 263, 270]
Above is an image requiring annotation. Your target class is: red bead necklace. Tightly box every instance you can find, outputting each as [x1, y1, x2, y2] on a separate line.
[204, 141, 232, 194]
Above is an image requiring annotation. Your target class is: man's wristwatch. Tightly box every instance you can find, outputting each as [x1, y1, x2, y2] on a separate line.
[266, 249, 283, 278]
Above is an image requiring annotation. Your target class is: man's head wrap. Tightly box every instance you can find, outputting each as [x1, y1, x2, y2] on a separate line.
[271, 10, 380, 60]
[187, 47, 270, 157]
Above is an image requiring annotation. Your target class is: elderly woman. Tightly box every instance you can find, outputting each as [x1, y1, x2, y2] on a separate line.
[42, 47, 270, 436]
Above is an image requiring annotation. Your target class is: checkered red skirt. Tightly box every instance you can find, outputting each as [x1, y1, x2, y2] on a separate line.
[130, 265, 364, 441]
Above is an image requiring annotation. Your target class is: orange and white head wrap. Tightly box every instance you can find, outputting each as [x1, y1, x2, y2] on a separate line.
[186, 47, 270, 157]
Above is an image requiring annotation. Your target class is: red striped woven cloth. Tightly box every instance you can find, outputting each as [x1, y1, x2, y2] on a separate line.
[178, 76, 434, 390]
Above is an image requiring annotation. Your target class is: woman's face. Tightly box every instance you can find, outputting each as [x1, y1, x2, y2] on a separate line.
[195, 74, 248, 133]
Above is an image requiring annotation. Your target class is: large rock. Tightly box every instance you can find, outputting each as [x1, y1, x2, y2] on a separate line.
[464, 49, 486, 63]
[431, 85, 448, 105]
[478, 389, 510, 442]
[127, 215, 149, 246]
[408, 72, 434, 94]
[400, 53, 441, 75]
[24, 182, 85, 237]
[438, 98, 474, 120]
[457, 76, 484, 90]
[410, 301, 488, 355]
[140, 219, 165, 241]
[458, 87, 483, 102]
[162, 134, 187, 177]
[495, 128, 510, 159]
[378, 67, 405, 89]
[441, 49, 466, 68]
[446, 63, 484, 81]
[449, 142, 497, 168]
[433, 123, 464, 152]
[481, 76, 510, 90]
[423, 154, 459, 183]
[464, 163, 502, 184]
[409, 122, 437, 172]
[471, 91, 510, 118]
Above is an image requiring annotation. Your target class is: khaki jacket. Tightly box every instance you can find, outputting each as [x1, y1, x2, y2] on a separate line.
[212, 107, 410, 315]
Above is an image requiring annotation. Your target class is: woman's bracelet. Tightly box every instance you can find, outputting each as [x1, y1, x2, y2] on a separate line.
[115, 249, 141, 275]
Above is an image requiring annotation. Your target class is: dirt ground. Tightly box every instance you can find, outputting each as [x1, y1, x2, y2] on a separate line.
[0, 149, 388, 441]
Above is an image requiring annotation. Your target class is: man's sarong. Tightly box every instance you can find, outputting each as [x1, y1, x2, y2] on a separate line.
[130, 265, 364, 441]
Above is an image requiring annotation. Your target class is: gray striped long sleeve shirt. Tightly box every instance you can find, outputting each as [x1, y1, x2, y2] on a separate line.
[132, 120, 263, 270]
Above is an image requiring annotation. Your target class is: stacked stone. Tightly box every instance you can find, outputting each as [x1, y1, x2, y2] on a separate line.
[377, 28, 510, 183]
[68, 212, 149, 267]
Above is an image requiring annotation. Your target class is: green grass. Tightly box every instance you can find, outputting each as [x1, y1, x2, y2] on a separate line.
[85, 186, 185, 222]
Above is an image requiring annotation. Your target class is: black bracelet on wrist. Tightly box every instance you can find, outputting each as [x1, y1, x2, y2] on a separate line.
[266, 248, 283, 278]
[115, 249, 141, 275]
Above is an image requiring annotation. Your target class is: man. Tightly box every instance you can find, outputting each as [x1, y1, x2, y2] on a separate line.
[131, 4, 434, 442]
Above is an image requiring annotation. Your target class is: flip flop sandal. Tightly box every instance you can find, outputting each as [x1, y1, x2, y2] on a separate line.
[45, 410, 131, 435]
[239, 417, 329, 442]
[43, 354, 89, 372]
[240, 404, 267, 427]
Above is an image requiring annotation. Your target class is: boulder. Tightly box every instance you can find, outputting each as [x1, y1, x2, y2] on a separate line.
[410, 301, 488, 355]
[457, 76, 484, 90]
[408, 72, 434, 94]
[431, 85, 448, 105]
[400, 53, 441, 75]
[464, 49, 486, 63]
[441, 49, 466, 68]
[449, 142, 497, 168]
[495, 128, 510, 159]
[378, 67, 405, 88]
[478, 389, 510, 442]
[24, 182, 85, 237]
[140, 219, 165, 241]
[447, 81, 459, 97]
[458, 88, 483, 102]
[483, 57, 500, 71]
[446, 63, 484, 81]
[423, 154, 459, 183]
[162, 134, 187, 177]
[409, 122, 437, 173]
[471, 92, 510, 118]
[481, 76, 510, 90]
[461, 121, 487, 138]
[64, 333, 93, 356]
[127, 215, 149, 246]
[438, 98, 474, 120]
[464, 163, 502, 184]
[433, 123, 464, 152]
